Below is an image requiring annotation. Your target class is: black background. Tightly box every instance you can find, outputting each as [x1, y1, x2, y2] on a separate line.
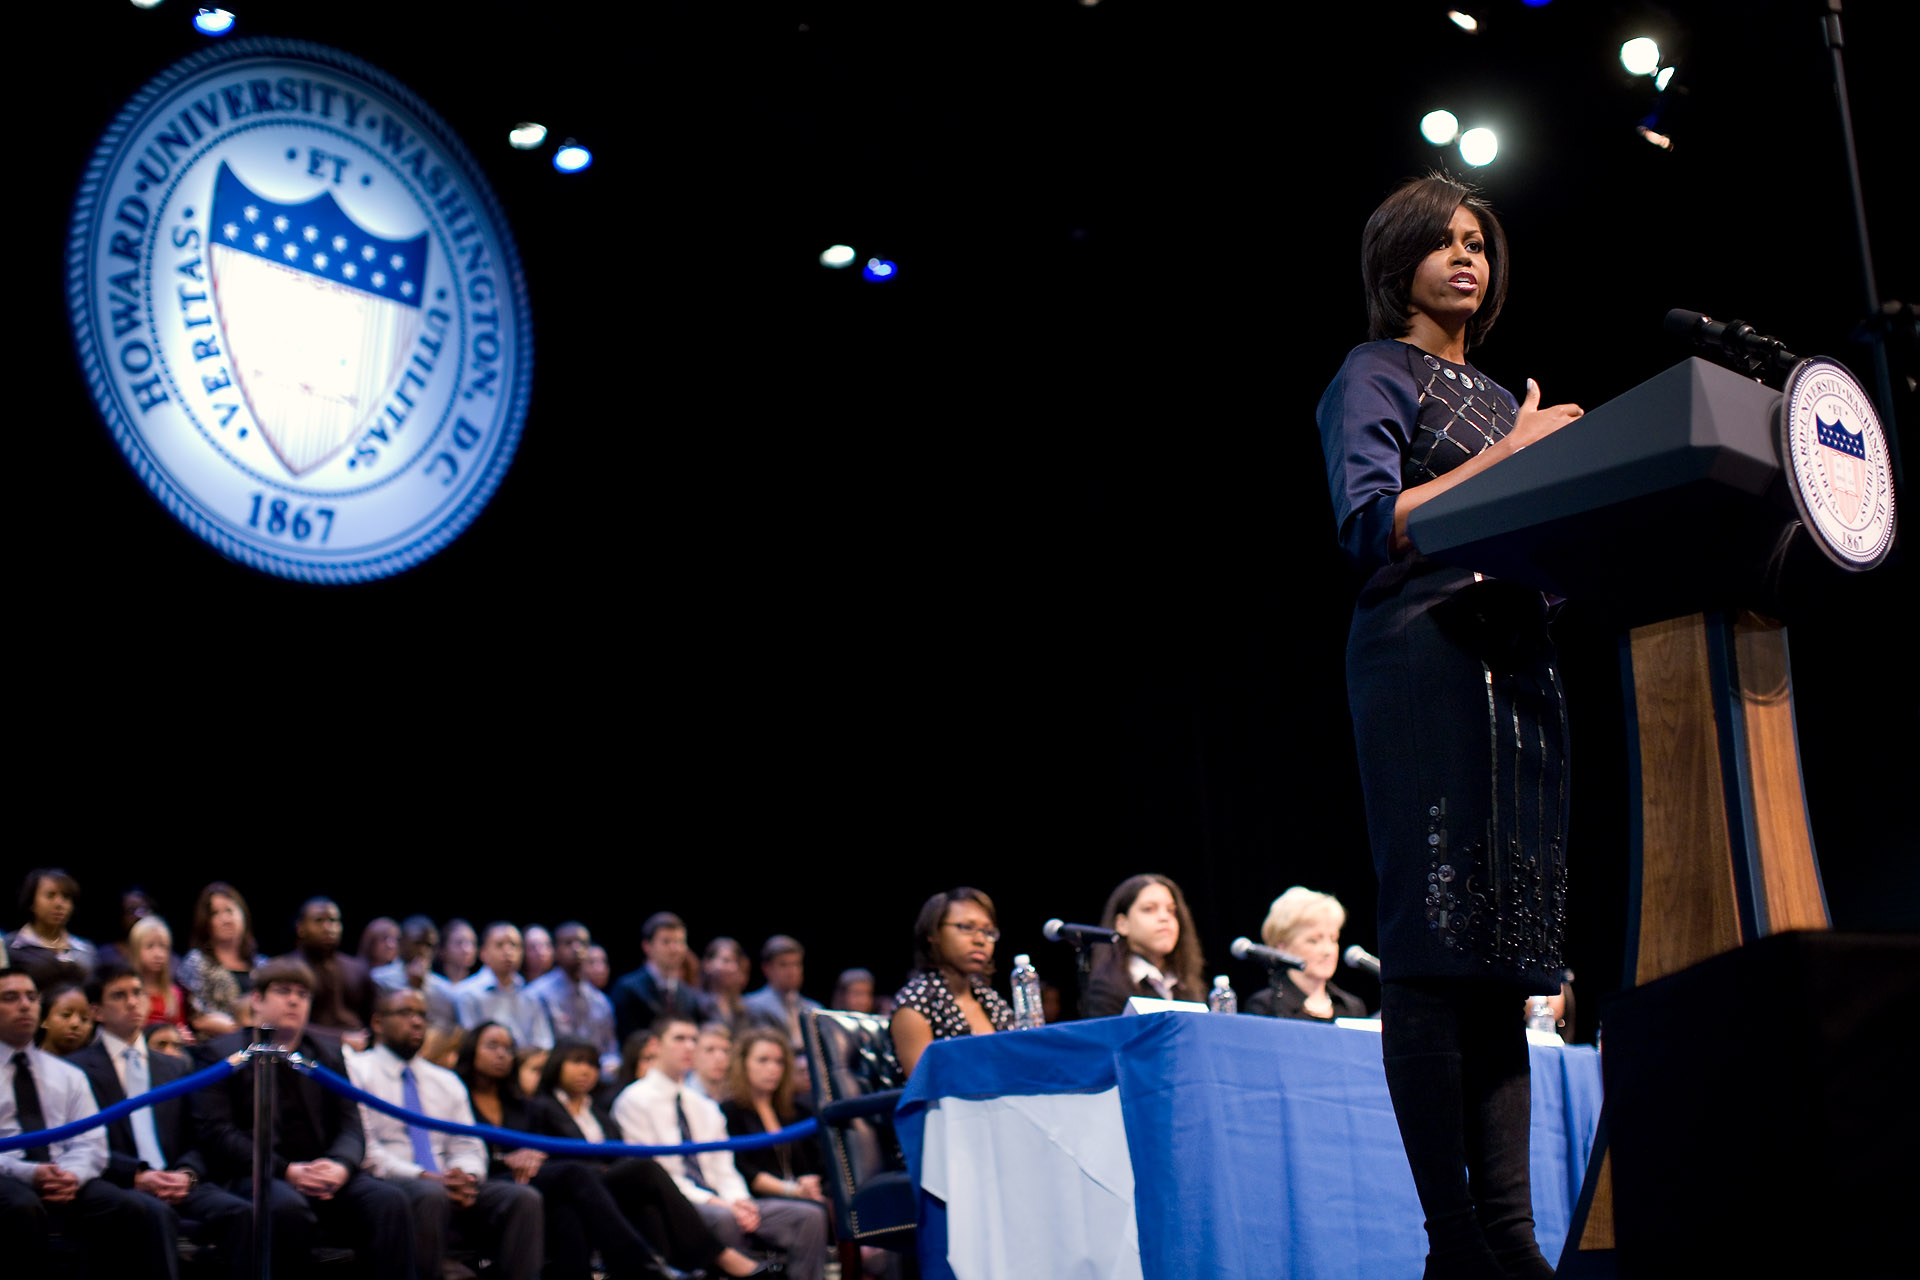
[19, 0, 1915, 1027]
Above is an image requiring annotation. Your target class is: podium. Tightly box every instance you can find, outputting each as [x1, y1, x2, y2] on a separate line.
[1405, 357, 1858, 1269]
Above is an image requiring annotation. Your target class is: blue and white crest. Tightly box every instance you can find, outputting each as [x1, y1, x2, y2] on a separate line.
[67, 39, 533, 582]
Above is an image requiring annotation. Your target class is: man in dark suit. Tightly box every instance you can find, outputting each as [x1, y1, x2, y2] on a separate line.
[70, 964, 253, 1280]
[191, 957, 412, 1280]
[610, 912, 711, 1045]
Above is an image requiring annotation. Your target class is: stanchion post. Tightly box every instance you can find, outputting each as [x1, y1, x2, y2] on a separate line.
[251, 1031, 278, 1280]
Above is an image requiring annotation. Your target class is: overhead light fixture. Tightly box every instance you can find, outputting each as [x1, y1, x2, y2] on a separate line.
[1620, 38, 1661, 76]
[508, 123, 548, 151]
[1421, 110, 1461, 146]
[1447, 11, 1479, 33]
[1459, 127, 1499, 167]
[819, 245, 856, 269]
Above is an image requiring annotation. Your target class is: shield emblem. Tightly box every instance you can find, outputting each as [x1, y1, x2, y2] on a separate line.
[1815, 412, 1866, 525]
[208, 163, 428, 477]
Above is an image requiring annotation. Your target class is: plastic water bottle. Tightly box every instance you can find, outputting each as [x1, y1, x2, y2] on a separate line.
[1527, 996, 1558, 1035]
[1009, 954, 1044, 1029]
[1208, 975, 1238, 1014]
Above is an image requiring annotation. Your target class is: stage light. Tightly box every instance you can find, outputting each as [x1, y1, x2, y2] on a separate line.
[862, 257, 897, 282]
[819, 245, 856, 269]
[130, 0, 164, 8]
[508, 123, 548, 150]
[1420, 110, 1460, 146]
[194, 7, 235, 35]
[1636, 125, 1673, 151]
[1458, 127, 1498, 166]
[1655, 66, 1676, 91]
[552, 142, 592, 173]
[1620, 38, 1661, 76]
[1447, 10, 1479, 33]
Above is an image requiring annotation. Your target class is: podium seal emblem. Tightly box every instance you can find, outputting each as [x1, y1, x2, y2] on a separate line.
[1780, 357, 1895, 571]
[66, 38, 532, 582]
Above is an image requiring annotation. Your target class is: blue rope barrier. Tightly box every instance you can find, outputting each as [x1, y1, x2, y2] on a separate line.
[301, 1061, 818, 1158]
[0, 1057, 238, 1152]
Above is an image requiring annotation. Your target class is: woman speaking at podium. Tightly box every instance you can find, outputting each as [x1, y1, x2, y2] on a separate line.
[1315, 174, 1583, 1280]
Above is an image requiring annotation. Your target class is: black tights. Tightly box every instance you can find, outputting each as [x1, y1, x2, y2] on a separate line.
[1380, 979, 1556, 1280]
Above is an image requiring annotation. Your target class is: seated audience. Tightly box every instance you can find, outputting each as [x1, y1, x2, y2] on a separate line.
[7, 868, 98, 982]
[372, 915, 463, 1062]
[741, 937, 822, 1067]
[612, 913, 712, 1046]
[526, 921, 619, 1077]
[438, 919, 479, 986]
[616, 1031, 661, 1091]
[454, 923, 555, 1050]
[95, 888, 159, 972]
[192, 957, 413, 1280]
[1082, 873, 1206, 1017]
[145, 1023, 188, 1061]
[719, 1028, 824, 1205]
[349, 989, 542, 1280]
[1, 968, 164, 1277]
[129, 916, 194, 1040]
[532, 1037, 783, 1278]
[179, 882, 264, 1041]
[583, 944, 613, 993]
[685, 1021, 734, 1104]
[37, 979, 95, 1057]
[831, 969, 875, 1014]
[72, 964, 253, 1279]
[1242, 886, 1368, 1022]
[286, 897, 375, 1050]
[700, 937, 752, 1034]
[891, 888, 1015, 1076]
[522, 925, 556, 983]
[357, 917, 401, 970]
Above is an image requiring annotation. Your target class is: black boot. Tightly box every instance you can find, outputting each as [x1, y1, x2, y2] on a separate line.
[1382, 1047, 1508, 1280]
[1463, 1016, 1555, 1280]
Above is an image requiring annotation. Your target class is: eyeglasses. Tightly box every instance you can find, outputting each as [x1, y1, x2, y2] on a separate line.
[945, 922, 1000, 942]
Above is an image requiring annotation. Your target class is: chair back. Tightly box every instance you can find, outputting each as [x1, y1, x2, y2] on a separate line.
[806, 1009, 915, 1246]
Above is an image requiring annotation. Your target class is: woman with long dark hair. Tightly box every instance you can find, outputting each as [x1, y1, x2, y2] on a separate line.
[1316, 172, 1583, 1280]
[1081, 873, 1204, 1018]
[180, 881, 264, 1039]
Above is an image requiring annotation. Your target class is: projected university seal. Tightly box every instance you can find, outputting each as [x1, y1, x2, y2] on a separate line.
[67, 38, 532, 582]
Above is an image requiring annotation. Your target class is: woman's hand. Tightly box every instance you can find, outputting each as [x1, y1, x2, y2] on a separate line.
[503, 1148, 546, 1183]
[1505, 378, 1583, 453]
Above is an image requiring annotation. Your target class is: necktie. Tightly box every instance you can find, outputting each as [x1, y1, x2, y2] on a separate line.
[9, 1049, 51, 1163]
[122, 1046, 169, 1171]
[674, 1092, 714, 1192]
[399, 1065, 439, 1172]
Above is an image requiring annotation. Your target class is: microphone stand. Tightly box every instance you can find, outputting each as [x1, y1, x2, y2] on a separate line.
[1822, 0, 1905, 491]
[1057, 939, 1102, 1018]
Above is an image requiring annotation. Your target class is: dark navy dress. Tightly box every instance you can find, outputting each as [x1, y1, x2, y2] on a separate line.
[1316, 340, 1568, 991]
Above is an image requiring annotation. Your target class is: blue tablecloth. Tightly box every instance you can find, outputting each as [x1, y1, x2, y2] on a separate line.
[896, 1012, 1602, 1280]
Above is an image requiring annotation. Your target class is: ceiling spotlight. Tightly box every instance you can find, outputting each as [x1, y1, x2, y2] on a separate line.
[819, 245, 856, 269]
[508, 123, 548, 151]
[1620, 38, 1661, 76]
[193, 7, 235, 35]
[552, 142, 593, 173]
[1655, 66, 1676, 91]
[862, 257, 897, 282]
[1458, 127, 1499, 167]
[1420, 110, 1461, 146]
[130, 0, 164, 8]
[1447, 10, 1479, 32]
[1636, 125, 1673, 151]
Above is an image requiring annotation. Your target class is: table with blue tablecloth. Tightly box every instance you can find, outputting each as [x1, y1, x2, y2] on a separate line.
[895, 1012, 1601, 1280]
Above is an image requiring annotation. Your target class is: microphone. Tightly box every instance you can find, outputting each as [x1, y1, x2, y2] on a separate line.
[1343, 945, 1381, 977]
[1663, 308, 1800, 377]
[1229, 937, 1305, 971]
[1043, 919, 1120, 946]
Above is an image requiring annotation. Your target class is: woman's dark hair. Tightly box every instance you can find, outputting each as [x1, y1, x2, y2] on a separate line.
[34, 978, 87, 1047]
[537, 1037, 602, 1097]
[453, 1021, 523, 1102]
[727, 1026, 801, 1122]
[700, 936, 747, 996]
[1089, 873, 1205, 1000]
[1362, 172, 1509, 351]
[19, 869, 79, 925]
[910, 887, 998, 974]
[189, 882, 258, 963]
[356, 917, 400, 963]
[616, 1030, 659, 1089]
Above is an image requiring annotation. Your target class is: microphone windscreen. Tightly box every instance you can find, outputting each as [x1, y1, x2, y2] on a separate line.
[1042, 919, 1065, 943]
[1663, 308, 1706, 342]
[1229, 937, 1254, 960]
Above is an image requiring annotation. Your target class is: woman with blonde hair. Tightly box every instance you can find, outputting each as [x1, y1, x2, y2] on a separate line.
[129, 915, 193, 1038]
[1244, 887, 1368, 1021]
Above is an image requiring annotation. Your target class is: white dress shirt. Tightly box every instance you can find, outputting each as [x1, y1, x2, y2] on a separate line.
[453, 970, 554, 1049]
[1, 1042, 108, 1183]
[610, 1069, 748, 1205]
[345, 1042, 488, 1180]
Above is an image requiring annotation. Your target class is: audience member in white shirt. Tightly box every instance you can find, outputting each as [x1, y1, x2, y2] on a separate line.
[612, 1017, 828, 1280]
[349, 988, 543, 1280]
